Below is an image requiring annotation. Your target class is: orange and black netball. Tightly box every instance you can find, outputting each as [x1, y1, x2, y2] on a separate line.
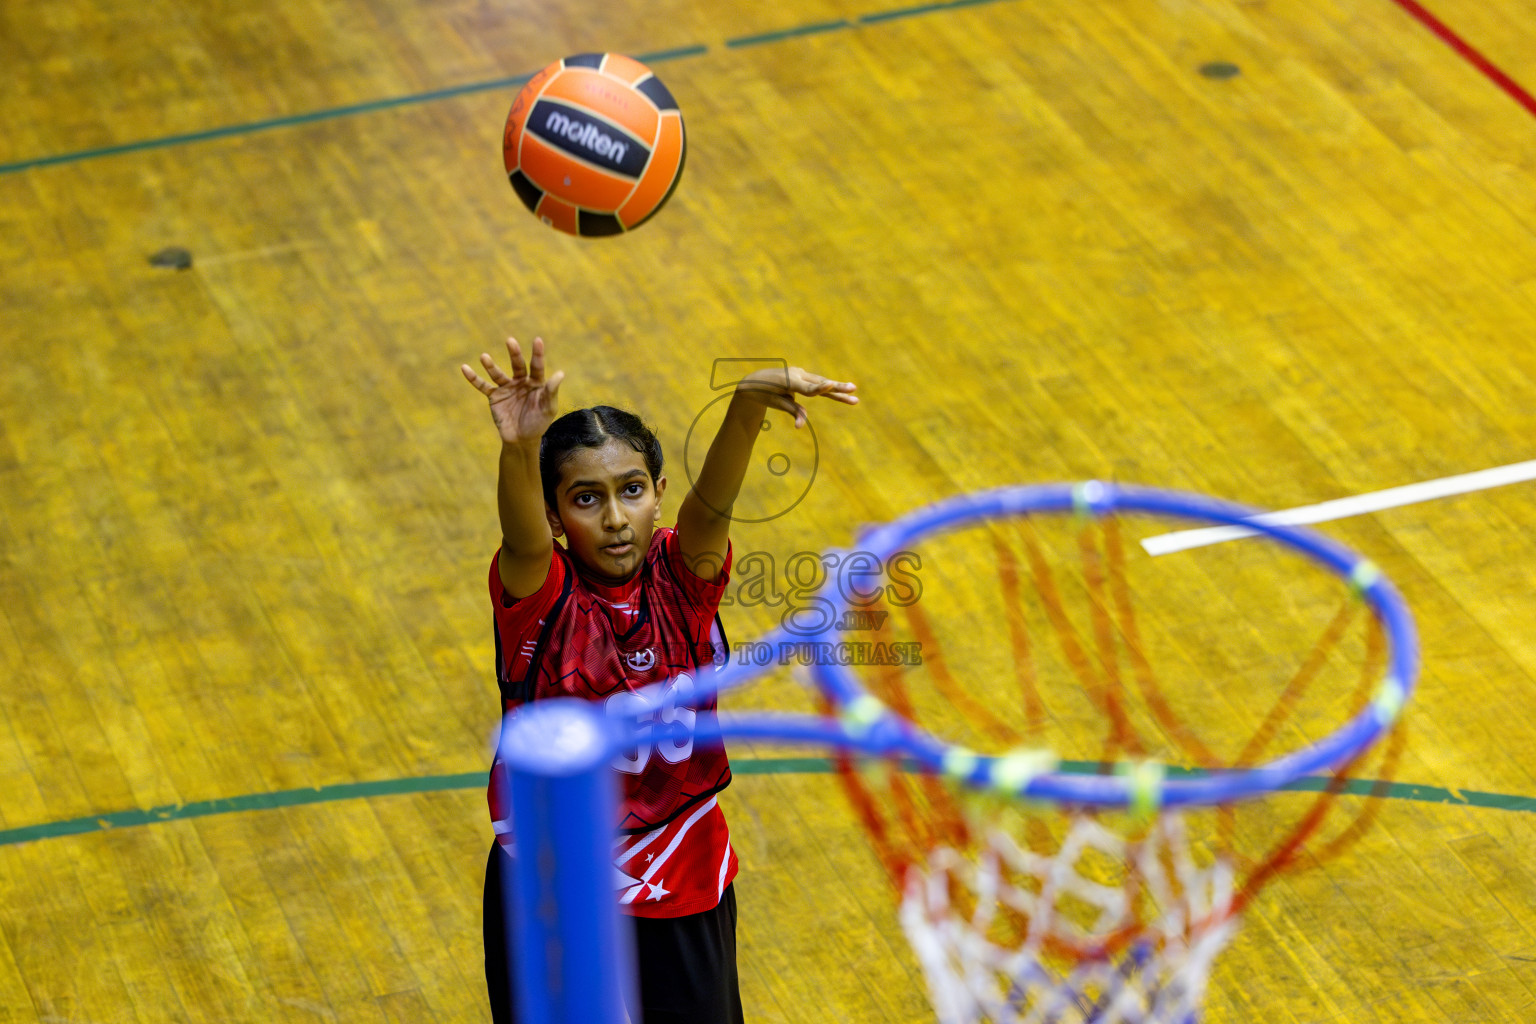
[503, 53, 686, 237]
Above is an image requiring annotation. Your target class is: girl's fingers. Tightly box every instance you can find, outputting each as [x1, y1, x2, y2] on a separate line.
[803, 378, 857, 403]
[460, 364, 494, 394]
[480, 353, 515, 387]
[527, 337, 546, 383]
[505, 337, 528, 379]
[766, 393, 806, 427]
[468, 336, 558, 398]
[823, 381, 857, 404]
[737, 371, 853, 418]
[792, 372, 856, 397]
[546, 369, 566, 400]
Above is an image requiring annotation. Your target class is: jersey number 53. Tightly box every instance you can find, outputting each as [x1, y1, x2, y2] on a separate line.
[605, 674, 697, 774]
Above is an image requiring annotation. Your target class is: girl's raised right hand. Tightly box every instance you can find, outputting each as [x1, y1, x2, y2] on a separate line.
[460, 336, 566, 445]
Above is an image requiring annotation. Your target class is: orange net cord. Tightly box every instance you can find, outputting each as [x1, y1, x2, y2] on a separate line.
[992, 533, 1056, 854]
[993, 532, 1046, 739]
[1233, 602, 1360, 769]
[1016, 520, 1143, 760]
[1103, 516, 1221, 769]
[903, 595, 1021, 748]
[828, 511, 1406, 962]
[1219, 609, 1388, 881]
[1235, 616, 1400, 896]
[1077, 523, 1145, 761]
[1315, 720, 1406, 863]
[865, 616, 971, 864]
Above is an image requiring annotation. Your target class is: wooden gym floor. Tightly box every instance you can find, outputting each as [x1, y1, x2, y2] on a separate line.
[5, 0, 1536, 1020]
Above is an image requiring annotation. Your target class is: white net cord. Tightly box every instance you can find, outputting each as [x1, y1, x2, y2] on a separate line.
[900, 813, 1239, 1024]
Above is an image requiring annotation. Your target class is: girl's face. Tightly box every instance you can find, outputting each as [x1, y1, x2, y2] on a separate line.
[546, 439, 666, 584]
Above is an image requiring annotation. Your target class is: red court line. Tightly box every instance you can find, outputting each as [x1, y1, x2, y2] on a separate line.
[1387, 0, 1536, 118]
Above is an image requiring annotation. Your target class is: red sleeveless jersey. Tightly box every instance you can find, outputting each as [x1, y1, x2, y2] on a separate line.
[486, 527, 738, 918]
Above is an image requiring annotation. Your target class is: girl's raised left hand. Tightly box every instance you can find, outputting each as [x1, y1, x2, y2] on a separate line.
[736, 366, 858, 428]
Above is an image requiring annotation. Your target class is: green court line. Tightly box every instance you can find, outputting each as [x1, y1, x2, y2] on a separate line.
[0, 77, 531, 175]
[635, 44, 713, 63]
[859, 3, 957, 23]
[725, 20, 853, 48]
[0, 772, 483, 847]
[858, 0, 1004, 24]
[0, 0, 1017, 176]
[4, 758, 1532, 849]
[0, 44, 706, 176]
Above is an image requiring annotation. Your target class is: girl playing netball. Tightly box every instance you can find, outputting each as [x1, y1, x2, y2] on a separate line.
[461, 337, 857, 1023]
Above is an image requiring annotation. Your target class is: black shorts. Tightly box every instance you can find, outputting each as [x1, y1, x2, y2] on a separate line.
[484, 841, 744, 1024]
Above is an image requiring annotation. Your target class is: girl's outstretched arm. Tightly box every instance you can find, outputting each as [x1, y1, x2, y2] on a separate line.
[461, 336, 566, 598]
[677, 366, 857, 580]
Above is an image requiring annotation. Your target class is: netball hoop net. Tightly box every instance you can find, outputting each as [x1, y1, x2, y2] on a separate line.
[804, 482, 1415, 1023]
[495, 482, 1418, 1024]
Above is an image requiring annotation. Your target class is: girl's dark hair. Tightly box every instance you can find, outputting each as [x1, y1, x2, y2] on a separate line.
[539, 406, 664, 507]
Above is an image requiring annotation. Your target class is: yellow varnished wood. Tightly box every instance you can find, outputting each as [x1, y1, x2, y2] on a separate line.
[6, 0, 1536, 1020]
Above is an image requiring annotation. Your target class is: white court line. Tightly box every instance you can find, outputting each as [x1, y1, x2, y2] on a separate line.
[1141, 459, 1536, 556]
